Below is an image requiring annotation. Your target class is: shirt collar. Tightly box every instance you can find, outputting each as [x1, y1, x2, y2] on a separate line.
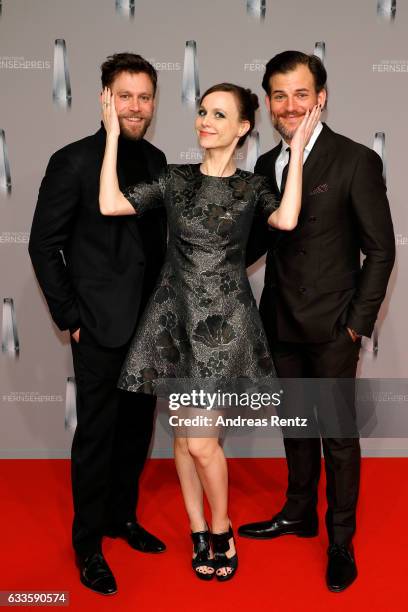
[305, 121, 323, 153]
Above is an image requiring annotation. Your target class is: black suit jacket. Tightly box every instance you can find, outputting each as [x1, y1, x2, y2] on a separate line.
[29, 127, 167, 348]
[247, 123, 395, 343]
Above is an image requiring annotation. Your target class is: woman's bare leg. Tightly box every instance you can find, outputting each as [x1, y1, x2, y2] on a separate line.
[174, 437, 205, 531]
[174, 437, 214, 576]
[187, 436, 236, 577]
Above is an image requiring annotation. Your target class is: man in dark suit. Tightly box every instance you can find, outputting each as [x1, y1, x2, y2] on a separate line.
[29, 53, 167, 595]
[239, 51, 395, 592]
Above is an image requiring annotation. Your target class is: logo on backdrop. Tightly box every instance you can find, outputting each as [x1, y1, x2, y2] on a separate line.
[314, 41, 326, 65]
[0, 129, 11, 195]
[1, 298, 19, 357]
[244, 59, 266, 72]
[373, 132, 386, 184]
[360, 132, 388, 358]
[115, 0, 135, 19]
[181, 40, 200, 108]
[65, 377, 77, 432]
[372, 59, 408, 73]
[362, 325, 379, 357]
[0, 232, 29, 244]
[147, 58, 182, 71]
[246, 0, 266, 21]
[377, 0, 396, 22]
[53, 39, 71, 109]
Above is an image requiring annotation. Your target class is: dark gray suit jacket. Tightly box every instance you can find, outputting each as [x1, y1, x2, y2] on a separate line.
[247, 123, 395, 343]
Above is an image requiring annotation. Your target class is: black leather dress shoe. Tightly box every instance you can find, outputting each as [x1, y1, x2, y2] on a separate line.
[238, 512, 318, 540]
[326, 544, 357, 592]
[106, 522, 166, 553]
[76, 552, 117, 596]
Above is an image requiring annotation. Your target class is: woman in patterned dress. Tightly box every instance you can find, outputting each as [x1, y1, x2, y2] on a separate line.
[99, 82, 320, 581]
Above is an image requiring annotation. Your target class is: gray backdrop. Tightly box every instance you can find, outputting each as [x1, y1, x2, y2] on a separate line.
[0, 0, 406, 458]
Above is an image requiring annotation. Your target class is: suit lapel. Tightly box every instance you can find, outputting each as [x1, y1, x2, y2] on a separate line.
[302, 123, 336, 197]
[264, 124, 337, 197]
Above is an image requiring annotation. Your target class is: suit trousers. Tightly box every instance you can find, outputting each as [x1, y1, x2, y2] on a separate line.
[70, 326, 155, 556]
[261, 296, 361, 546]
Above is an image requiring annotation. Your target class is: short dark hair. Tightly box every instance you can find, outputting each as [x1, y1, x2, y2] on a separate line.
[101, 52, 158, 94]
[262, 50, 327, 96]
[199, 83, 259, 148]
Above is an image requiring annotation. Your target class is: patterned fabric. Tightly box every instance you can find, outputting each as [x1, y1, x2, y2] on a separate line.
[118, 163, 279, 394]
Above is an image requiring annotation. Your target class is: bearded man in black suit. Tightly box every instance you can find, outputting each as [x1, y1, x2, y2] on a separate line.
[239, 51, 395, 592]
[29, 53, 167, 595]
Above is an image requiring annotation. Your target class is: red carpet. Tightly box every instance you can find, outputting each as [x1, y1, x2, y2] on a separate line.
[0, 458, 406, 611]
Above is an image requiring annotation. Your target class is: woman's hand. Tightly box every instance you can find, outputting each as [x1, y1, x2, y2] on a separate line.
[99, 88, 136, 216]
[290, 104, 321, 153]
[267, 105, 321, 231]
[101, 87, 120, 138]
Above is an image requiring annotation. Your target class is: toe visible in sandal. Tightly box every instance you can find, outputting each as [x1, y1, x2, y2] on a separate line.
[212, 526, 238, 582]
[191, 530, 215, 581]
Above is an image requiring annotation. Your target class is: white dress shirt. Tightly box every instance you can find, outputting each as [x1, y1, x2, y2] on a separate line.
[275, 121, 323, 191]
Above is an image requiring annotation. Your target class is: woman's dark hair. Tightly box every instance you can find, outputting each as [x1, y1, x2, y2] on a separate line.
[199, 83, 259, 148]
[101, 52, 157, 95]
[262, 50, 327, 96]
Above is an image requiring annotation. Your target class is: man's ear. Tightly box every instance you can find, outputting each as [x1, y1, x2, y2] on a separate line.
[317, 88, 327, 110]
[265, 94, 271, 113]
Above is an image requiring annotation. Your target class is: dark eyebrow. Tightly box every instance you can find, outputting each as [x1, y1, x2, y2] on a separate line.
[117, 90, 152, 96]
[272, 88, 310, 94]
[198, 105, 227, 114]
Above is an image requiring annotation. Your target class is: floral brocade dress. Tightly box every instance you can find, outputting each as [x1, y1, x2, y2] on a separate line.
[117, 163, 279, 396]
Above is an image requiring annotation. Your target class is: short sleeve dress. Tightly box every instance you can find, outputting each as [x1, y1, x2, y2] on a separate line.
[117, 163, 279, 395]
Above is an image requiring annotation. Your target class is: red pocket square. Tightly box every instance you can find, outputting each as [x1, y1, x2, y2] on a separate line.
[309, 183, 329, 196]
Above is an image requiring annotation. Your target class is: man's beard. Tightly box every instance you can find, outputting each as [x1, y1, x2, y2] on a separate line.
[273, 114, 303, 142]
[119, 115, 152, 141]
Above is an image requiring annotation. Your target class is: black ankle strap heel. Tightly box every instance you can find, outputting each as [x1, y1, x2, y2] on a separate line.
[212, 526, 238, 582]
[191, 530, 215, 581]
